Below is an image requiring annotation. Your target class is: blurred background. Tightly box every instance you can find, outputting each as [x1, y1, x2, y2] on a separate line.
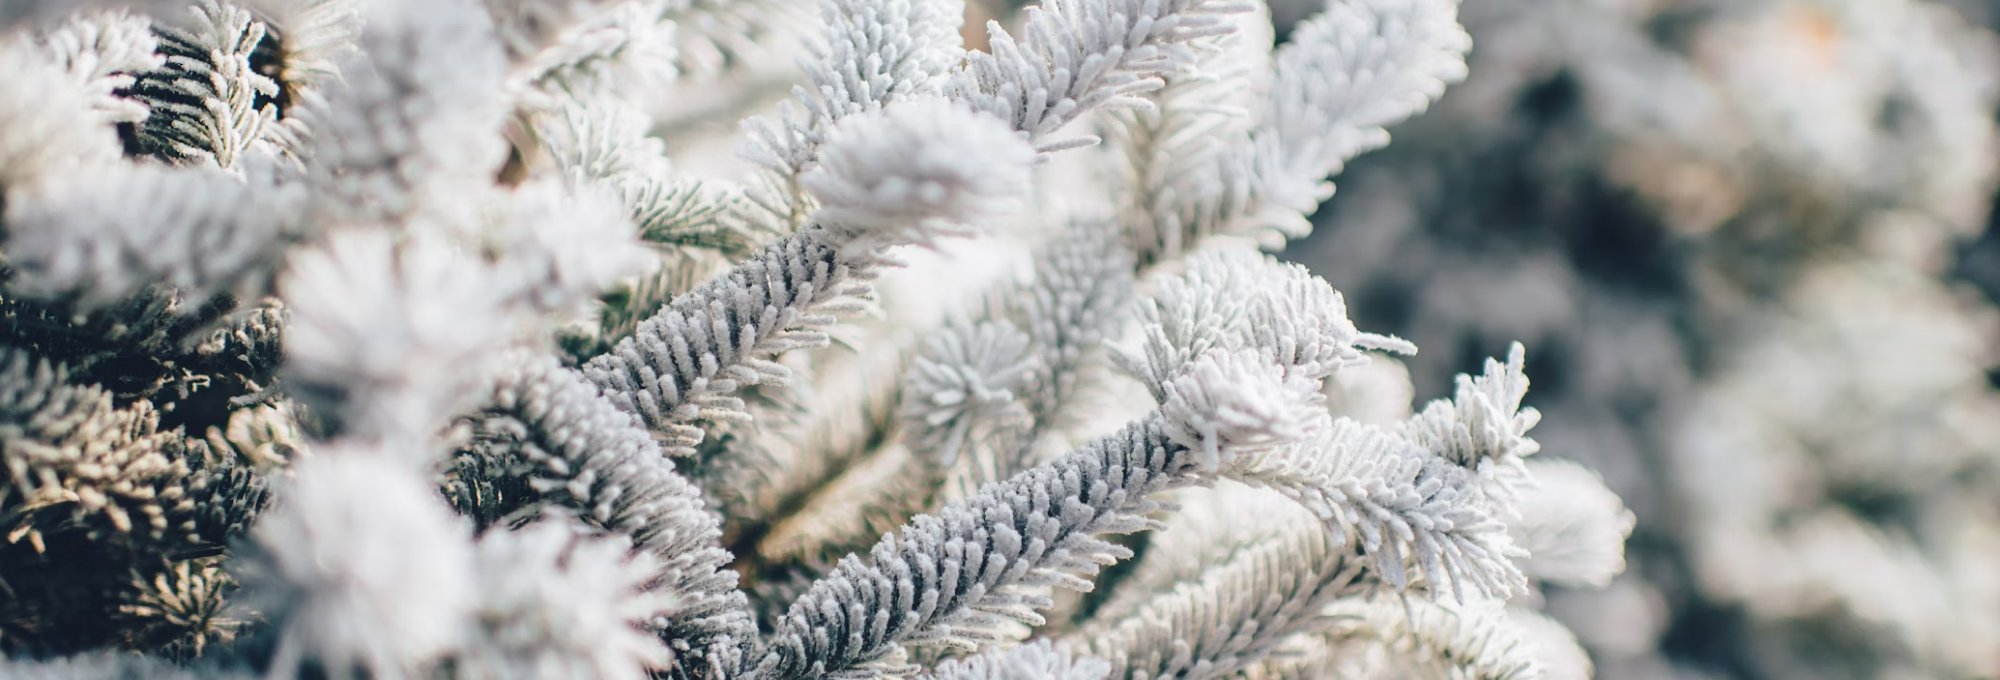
[1277, 1, 2000, 678]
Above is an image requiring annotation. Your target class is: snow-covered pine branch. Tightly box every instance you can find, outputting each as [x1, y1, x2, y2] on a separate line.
[740, 0, 967, 183]
[457, 518, 679, 679]
[456, 353, 753, 676]
[4, 160, 306, 312]
[126, 0, 281, 167]
[950, 0, 1251, 152]
[36, 9, 162, 127]
[584, 98, 1035, 456]
[1072, 506, 1371, 679]
[901, 220, 1136, 487]
[755, 251, 1387, 678]
[296, 0, 510, 228]
[0, 35, 127, 187]
[1117, 0, 1472, 263]
[1255, 0, 1470, 217]
[236, 451, 477, 679]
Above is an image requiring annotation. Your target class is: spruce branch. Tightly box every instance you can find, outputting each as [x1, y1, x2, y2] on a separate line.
[755, 252, 1372, 678]
[1250, 0, 1469, 226]
[0, 38, 126, 188]
[502, 0, 680, 98]
[243, 0, 360, 99]
[484, 0, 634, 67]
[906, 220, 1137, 488]
[295, 0, 510, 227]
[1321, 595, 1544, 680]
[900, 319, 1036, 468]
[584, 100, 1035, 457]
[1106, 17, 1264, 268]
[117, 557, 248, 659]
[236, 451, 478, 680]
[457, 518, 680, 680]
[1114, 0, 1471, 263]
[663, 0, 807, 78]
[540, 97, 762, 258]
[37, 9, 163, 127]
[482, 177, 661, 318]
[0, 651, 245, 679]
[0, 284, 274, 414]
[948, 0, 1250, 152]
[1401, 342, 1541, 502]
[1009, 221, 1136, 437]
[1113, 251, 1519, 601]
[0, 349, 201, 552]
[1072, 513, 1372, 679]
[1226, 418, 1524, 602]
[753, 415, 1199, 679]
[466, 354, 753, 676]
[741, 0, 968, 185]
[279, 230, 516, 445]
[1506, 459, 1634, 588]
[127, 0, 282, 168]
[3, 160, 307, 313]
[0, 1, 1639, 676]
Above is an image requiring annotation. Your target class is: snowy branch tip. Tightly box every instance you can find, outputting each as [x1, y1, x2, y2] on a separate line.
[804, 97, 1037, 254]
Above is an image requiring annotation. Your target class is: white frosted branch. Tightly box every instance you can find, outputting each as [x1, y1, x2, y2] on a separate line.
[948, 0, 1250, 151]
[4, 160, 306, 311]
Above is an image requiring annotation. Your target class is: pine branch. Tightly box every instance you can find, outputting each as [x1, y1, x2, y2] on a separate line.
[465, 354, 753, 676]
[741, 0, 968, 182]
[0, 349, 199, 552]
[755, 252, 1368, 677]
[1073, 513, 1372, 679]
[457, 518, 680, 679]
[583, 100, 1035, 457]
[4, 160, 307, 314]
[1506, 459, 1633, 588]
[37, 9, 163, 127]
[127, 0, 281, 168]
[295, 0, 509, 227]
[0, 37, 126, 189]
[1250, 0, 1470, 225]
[236, 451, 477, 679]
[949, 0, 1250, 152]
[1226, 418, 1523, 602]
